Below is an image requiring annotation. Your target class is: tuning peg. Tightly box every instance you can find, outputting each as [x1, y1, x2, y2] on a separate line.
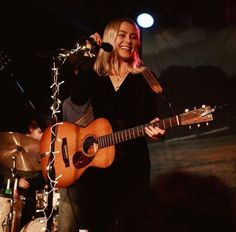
[197, 124, 200, 127]
[206, 122, 209, 126]
[202, 104, 206, 108]
[185, 108, 189, 112]
[189, 125, 192, 129]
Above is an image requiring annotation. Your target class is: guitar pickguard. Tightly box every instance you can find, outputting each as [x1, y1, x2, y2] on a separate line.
[73, 151, 94, 169]
[73, 136, 98, 168]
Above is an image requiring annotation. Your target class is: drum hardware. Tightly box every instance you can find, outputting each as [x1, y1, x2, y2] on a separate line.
[0, 158, 16, 232]
[35, 188, 60, 212]
[0, 145, 26, 232]
[0, 191, 22, 232]
[20, 215, 58, 232]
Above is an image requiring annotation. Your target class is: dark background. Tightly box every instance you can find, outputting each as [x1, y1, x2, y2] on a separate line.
[0, 0, 236, 132]
[1, 3, 236, 228]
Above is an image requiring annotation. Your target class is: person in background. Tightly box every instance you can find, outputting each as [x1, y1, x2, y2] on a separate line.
[0, 114, 50, 229]
[58, 17, 165, 232]
[16, 116, 46, 228]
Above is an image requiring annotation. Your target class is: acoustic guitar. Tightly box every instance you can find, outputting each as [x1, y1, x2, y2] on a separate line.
[40, 105, 214, 188]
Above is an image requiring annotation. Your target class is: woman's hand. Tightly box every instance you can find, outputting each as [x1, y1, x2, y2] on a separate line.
[84, 32, 102, 57]
[89, 32, 102, 46]
[145, 117, 165, 140]
[85, 32, 102, 49]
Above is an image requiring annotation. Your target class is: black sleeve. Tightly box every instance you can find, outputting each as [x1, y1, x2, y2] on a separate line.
[27, 172, 46, 190]
[70, 69, 94, 106]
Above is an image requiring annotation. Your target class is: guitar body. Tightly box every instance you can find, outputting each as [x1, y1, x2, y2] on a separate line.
[40, 118, 115, 188]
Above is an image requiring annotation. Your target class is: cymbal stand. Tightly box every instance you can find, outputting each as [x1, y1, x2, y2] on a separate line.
[1, 175, 12, 232]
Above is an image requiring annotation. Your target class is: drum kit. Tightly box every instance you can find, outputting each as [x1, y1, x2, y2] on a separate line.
[0, 132, 59, 232]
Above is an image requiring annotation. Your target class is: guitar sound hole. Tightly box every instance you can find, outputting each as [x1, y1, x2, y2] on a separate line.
[83, 136, 98, 156]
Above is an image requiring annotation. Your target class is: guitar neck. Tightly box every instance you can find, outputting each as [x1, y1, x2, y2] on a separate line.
[98, 115, 179, 148]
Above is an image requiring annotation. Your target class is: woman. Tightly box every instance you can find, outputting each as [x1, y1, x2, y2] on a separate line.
[61, 17, 165, 232]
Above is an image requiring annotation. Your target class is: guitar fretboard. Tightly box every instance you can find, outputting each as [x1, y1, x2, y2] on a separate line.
[98, 115, 179, 148]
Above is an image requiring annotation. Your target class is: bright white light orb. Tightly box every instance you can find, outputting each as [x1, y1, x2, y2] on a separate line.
[136, 13, 154, 28]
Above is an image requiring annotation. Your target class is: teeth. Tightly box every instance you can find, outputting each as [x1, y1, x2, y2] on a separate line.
[121, 46, 131, 50]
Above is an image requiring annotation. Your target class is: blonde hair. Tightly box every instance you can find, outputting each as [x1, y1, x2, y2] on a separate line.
[93, 18, 145, 76]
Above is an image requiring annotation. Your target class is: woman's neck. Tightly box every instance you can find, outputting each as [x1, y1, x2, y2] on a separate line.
[109, 67, 129, 91]
[111, 61, 129, 76]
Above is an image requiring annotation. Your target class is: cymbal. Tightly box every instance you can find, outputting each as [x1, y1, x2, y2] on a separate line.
[0, 132, 41, 172]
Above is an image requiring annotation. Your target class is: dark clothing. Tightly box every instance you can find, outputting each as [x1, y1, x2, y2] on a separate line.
[18, 173, 46, 228]
[0, 165, 46, 228]
[68, 69, 159, 231]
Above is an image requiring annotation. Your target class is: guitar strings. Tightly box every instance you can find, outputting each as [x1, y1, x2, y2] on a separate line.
[57, 122, 152, 151]
[61, 116, 179, 151]
[48, 119, 168, 160]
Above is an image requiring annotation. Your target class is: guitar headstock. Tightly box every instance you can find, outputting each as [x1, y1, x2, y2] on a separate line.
[179, 105, 214, 126]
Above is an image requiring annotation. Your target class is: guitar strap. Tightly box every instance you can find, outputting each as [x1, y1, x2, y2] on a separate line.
[75, 105, 94, 127]
[142, 68, 163, 94]
[75, 69, 163, 126]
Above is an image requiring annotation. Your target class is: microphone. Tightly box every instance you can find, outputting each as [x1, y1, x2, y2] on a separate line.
[78, 35, 113, 53]
[87, 38, 113, 52]
[100, 42, 113, 52]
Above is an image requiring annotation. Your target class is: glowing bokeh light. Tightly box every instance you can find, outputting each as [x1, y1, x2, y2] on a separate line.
[136, 13, 154, 28]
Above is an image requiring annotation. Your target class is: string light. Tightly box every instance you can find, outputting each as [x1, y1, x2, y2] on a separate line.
[41, 39, 93, 230]
[42, 55, 65, 229]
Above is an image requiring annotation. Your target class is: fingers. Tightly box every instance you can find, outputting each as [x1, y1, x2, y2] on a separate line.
[145, 126, 165, 139]
[150, 117, 160, 124]
[90, 32, 102, 46]
[19, 177, 30, 189]
[145, 118, 165, 140]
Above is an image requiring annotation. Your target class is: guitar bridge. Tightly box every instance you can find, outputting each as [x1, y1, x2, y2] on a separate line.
[62, 137, 69, 167]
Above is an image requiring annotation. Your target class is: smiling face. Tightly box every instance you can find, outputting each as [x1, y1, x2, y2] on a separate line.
[94, 18, 142, 76]
[115, 21, 140, 62]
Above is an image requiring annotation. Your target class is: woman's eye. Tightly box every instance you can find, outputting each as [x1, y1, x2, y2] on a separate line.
[118, 34, 125, 37]
[131, 35, 138, 40]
